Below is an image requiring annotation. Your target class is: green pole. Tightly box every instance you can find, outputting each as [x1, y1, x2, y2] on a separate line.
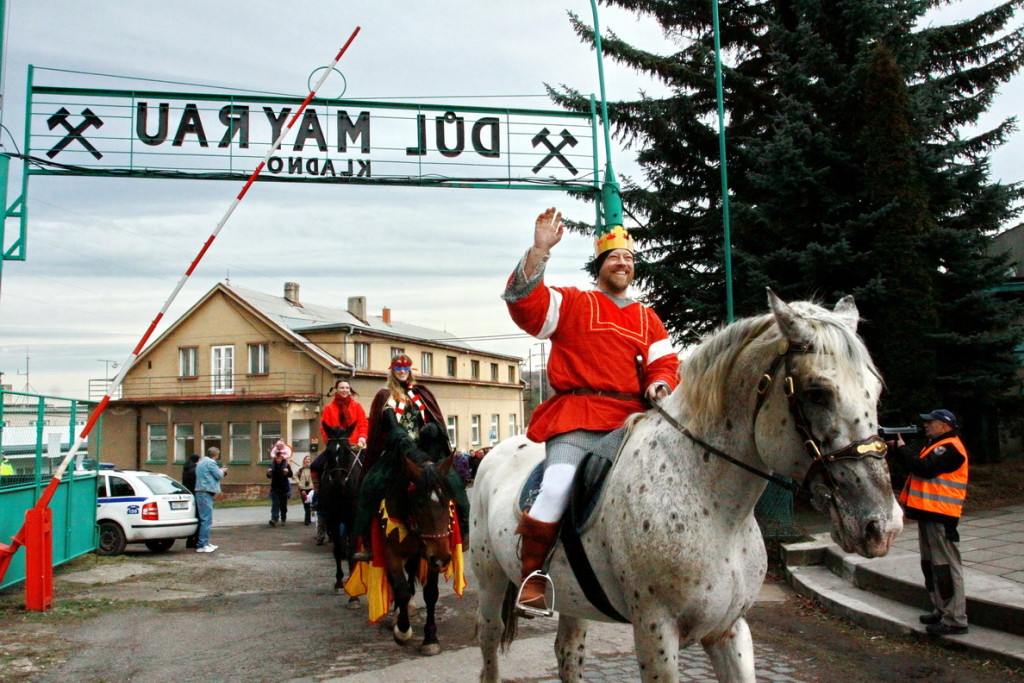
[589, 0, 623, 235]
[711, 0, 734, 322]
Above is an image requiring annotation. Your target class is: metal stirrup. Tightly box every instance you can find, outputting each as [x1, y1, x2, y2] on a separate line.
[516, 569, 555, 618]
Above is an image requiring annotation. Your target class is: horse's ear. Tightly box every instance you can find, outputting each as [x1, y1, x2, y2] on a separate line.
[404, 455, 423, 481]
[832, 295, 859, 333]
[767, 288, 814, 344]
[438, 454, 454, 476]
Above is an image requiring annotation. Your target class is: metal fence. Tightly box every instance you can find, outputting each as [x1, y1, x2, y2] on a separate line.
[1, 390, 100, 590]
[89, 371, 318, 402]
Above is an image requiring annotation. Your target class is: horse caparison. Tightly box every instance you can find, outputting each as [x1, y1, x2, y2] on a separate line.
[380, 455, 457, 656]
[472, 291, 903, 683]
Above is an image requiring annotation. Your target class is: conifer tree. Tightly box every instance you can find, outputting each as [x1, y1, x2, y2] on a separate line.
[554, 1, 1024, 449]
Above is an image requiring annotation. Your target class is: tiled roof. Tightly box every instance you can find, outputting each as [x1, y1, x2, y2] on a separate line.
[224, 284, 483, 355]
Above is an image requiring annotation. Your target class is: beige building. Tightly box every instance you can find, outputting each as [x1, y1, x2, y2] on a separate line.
[100, 281, 524, 492]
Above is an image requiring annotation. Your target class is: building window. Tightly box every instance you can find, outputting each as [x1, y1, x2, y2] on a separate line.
[259, 421, 281, 462]
[179, 347, 198, 378]
[446, 356, 457, 378]
[471, 415, 481, 445]
[471, 360, 480, 380]
[229, 423, 251, 463]
[174, 423, 195, 463]
[490, 363, 499, 382]
[211, 344, 234, 394]
[390, 346, 405, 360]
[147, 424, 167, 462]
[508, 413, 517, 437]
[248, 342, 269, 374]
[447, 415, 458, 447]
[508, 365, 516, 384]
[354, 342, 370, 370]
[421, 352, 433, 376]
[490, 414, 500, 444]
[202, 423, 222, 456]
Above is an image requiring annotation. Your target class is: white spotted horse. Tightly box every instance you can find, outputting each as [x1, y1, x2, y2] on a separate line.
[472, 291, 903, 682]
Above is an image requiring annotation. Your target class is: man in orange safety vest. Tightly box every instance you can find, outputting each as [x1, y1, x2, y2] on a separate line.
[889, 408, 969, 636]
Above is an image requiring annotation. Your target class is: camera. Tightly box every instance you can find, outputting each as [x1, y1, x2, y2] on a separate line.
[878, 425, 923, 438]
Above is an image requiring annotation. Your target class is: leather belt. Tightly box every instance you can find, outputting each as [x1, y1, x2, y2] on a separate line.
[561, 388, 639, 401]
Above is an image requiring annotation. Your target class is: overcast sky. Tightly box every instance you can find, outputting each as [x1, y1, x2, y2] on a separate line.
[0, 1, 1020, 399]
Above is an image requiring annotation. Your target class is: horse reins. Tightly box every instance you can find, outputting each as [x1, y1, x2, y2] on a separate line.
[651, 337, 887, 503]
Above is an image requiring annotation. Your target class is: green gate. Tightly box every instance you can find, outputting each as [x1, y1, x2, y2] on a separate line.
[0, 390, 100, 590]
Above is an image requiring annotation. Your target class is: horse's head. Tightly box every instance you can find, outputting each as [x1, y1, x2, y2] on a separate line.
[402, 455, 455, 570]
[680, 290, 902, 558]
[761, 291, 902, 556]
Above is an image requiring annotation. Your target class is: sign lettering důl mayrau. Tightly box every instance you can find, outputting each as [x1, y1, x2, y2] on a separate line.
[29, 86, 598, 191]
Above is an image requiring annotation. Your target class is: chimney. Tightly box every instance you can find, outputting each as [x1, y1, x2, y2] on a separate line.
[347, 296, 366, 321]
[284, 282, 300, 305]
[382, 307, 392, 324]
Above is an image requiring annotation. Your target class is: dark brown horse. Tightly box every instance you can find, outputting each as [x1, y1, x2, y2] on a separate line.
[379, 454, 460, 655]
[316, 430, 361, 602]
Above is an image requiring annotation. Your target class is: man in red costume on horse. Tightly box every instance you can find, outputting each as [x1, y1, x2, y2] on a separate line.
[503, 207, 680, 616]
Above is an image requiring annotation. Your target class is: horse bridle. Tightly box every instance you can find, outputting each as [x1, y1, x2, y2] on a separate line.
[651, 337, 887, 503]
[323, 442, 362, 488]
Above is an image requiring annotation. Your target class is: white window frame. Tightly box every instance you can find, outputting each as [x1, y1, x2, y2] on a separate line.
[446, 356, 457, 378]
[211, 345, 234, 394]
[490, 414, 500, 444]
[508, 413, 517, 438]
[202, 422, 222, 456]
[147, 424, 168, 462]
[446, 415, 458, 447]
[230, 422, 251, 463]
[471, 415, 481, 446]
[258, 421, 282, 462]
[179, 347, 198, 378]
[174, 423, 195, 463]
[354, 342, 370, 370]
[421, 352, 433, 376]
[247, 342, 269, 374]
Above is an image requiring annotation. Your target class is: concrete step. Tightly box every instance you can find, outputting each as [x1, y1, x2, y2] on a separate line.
[783, 534, 1024, 636]
[782, 534, 1024, 670]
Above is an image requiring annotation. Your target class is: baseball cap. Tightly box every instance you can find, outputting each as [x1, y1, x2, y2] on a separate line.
[919, 409, 957, 428]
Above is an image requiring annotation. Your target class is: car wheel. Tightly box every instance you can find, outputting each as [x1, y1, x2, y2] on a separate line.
[144, 538, 175, 553]
[96, 521, 127, 556]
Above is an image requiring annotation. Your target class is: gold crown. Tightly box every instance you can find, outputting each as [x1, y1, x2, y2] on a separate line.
[594, 225, 635, 257]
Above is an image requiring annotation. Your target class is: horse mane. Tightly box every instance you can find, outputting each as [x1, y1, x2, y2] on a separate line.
[678, 300, 880, 433]
[386, 457, 453, 520]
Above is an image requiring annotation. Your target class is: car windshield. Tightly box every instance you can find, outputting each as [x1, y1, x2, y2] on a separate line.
[138, 475, 189, 495]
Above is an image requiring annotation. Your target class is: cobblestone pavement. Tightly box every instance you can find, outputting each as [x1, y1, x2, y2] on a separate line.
[534, 644, 812, 682]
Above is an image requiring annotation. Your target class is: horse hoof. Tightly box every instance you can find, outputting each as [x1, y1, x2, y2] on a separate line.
[334, 586, 345, 595]
[347, 597, 361, 610]
[420, 643, 441, 656]
[393, 624, 413, 646]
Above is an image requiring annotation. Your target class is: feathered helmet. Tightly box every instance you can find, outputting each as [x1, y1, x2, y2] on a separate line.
[594, 225, 635, 257]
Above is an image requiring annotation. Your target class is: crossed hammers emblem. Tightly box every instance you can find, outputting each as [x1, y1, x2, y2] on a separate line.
[47, 107, 104, 160]
[532, 127, 578, 175]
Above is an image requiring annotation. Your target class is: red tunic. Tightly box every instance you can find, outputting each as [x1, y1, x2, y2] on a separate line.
[320, 395, 369, 446]
[508, 282, 679, 443]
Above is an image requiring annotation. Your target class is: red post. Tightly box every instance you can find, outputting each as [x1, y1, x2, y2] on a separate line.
[24, 507, 54, 611]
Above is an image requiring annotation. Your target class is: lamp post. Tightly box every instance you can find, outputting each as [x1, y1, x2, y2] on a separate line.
[98, 359, 119, 383]
[532, 342, 548, 403]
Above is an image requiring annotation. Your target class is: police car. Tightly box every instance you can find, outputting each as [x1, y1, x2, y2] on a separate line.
[96, 469, 198, 556]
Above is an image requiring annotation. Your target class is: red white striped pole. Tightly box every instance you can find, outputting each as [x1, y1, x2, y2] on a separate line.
[0, 27, 361, 581]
